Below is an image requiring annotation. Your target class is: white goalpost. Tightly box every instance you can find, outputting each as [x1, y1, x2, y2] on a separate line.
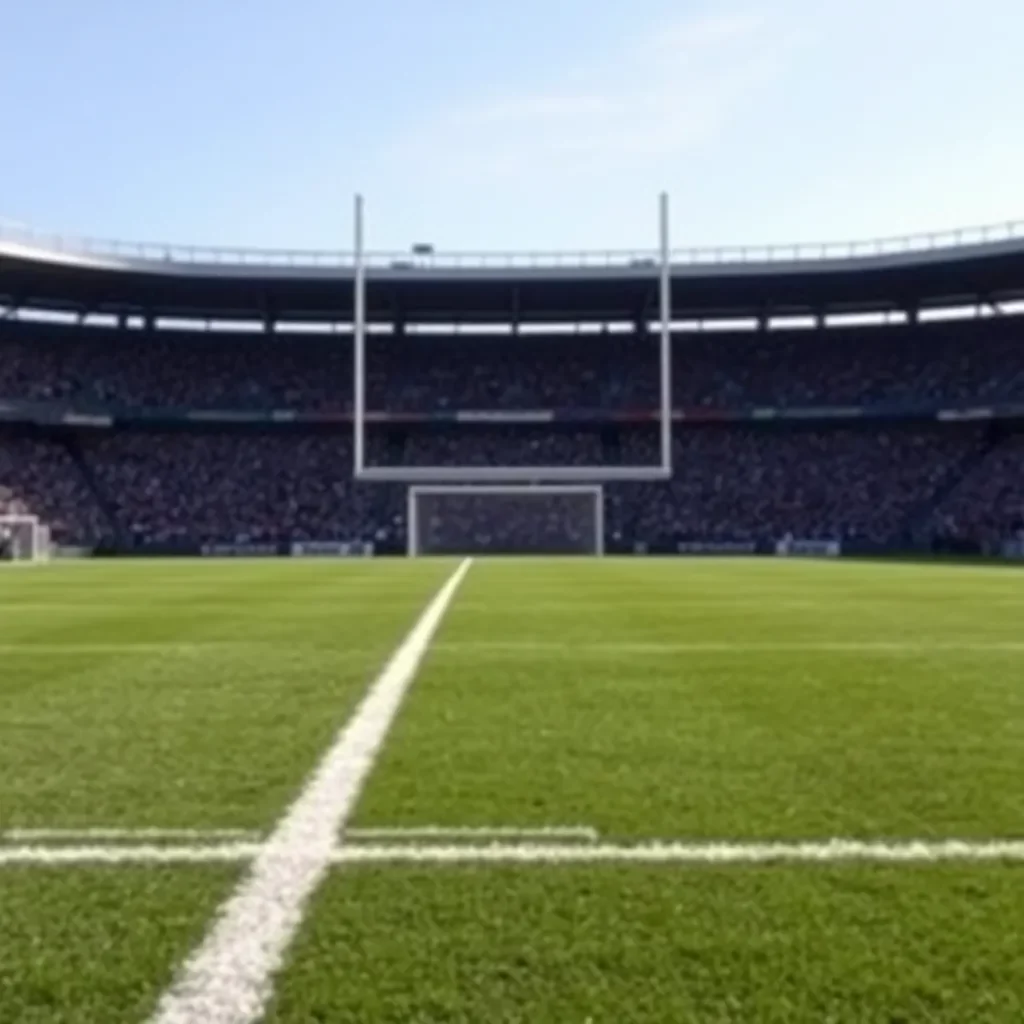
[407, 484, 604, 557]
[349, 195, 674, 556]
[351, 193, 674, 483]
[0, 514, 52, 563]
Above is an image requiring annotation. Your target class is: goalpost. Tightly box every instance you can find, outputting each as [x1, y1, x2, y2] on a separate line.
[407, 484, 604, 557]
[348, 195, 674, 557]
[0, 514, 52, 563]
[351, 193, 674, 483]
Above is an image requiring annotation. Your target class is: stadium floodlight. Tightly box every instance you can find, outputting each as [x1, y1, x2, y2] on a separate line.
[407, 484, 604, 557]
[0, 514, 52, 563]
[352, 194, 673, 483]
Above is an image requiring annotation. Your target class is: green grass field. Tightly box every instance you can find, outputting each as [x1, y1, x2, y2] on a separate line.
[2, 557, 1023, 1023]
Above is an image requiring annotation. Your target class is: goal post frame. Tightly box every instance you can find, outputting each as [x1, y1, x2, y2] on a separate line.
[406, 483, 605, 557]
[0, 513, 51, 562]
[352, 194, 673, 483]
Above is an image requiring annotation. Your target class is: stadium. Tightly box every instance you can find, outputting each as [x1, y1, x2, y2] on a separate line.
[2, 204, 1024, 1023]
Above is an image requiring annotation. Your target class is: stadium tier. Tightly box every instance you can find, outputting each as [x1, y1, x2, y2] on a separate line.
[1, 227, 1023, 556]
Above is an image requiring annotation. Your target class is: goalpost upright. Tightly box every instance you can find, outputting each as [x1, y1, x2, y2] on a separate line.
[349, 193, 675, 555]
[352, 193, 367, 478]
[351, 193, 674, 483]
[657, 191, 672, 478]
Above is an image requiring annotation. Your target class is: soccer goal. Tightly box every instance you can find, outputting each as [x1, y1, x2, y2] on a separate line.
[407, 484, 604, 557]
[0, 514, 52, 563]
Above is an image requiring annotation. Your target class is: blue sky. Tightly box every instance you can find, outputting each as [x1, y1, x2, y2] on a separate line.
[1, 0, 1022, 255]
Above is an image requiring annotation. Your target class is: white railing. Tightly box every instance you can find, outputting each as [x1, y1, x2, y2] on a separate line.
[1, 219, 1023, 270]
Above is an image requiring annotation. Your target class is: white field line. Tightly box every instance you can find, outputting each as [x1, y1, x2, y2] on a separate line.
[0, 642, 382, 655]
[145, 557, 473, 1024]
[3, 838, 1024, 868]
[344, 825, 599, 842]
[0, 642, 257, 654]
[4, 640, 1023, 656]
[431, 640, 1024, 654]
[0, 825, 596, 845]
[1, 828, 262, 843]
[329, 839, 1024, 864]
[0, 843, 261, 866]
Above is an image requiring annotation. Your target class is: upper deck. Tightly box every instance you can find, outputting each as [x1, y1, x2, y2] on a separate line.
[2, 218, 1024, 322]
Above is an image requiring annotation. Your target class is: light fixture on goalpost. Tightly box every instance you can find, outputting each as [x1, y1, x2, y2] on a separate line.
[350, 193, 674, 483]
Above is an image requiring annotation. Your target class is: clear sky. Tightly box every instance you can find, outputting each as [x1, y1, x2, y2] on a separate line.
[1, 0, 1022, 255]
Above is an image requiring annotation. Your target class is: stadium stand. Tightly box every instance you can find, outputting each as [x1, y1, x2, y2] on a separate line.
[0, 434, 109, 545]
[2, 237, 1024, 558]
[928, 432, 1024, 548]
[1, 417, 1020, 554]
[2, 318, 1024, 411]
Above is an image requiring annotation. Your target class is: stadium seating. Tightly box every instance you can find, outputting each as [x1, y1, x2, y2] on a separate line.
[2, 316, 1023, 551]
[0, 436, 109, 545]
[928, 433, 1024, 546]
[3, 424, 1020, 550]
[2, 318, 1024, 411]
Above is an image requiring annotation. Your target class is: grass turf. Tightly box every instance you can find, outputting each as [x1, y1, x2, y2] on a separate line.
[0, 867, 238, 1024]
[268, 864, 1024, 1024]
[356, 559, 1024, 838]
[0, 560, 453, 827]
[2, 557, 1023, 1022]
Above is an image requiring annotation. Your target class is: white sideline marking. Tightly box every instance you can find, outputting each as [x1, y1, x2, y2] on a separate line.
[329, 839, 1024, 864]
[0, 843, 261, 866]
[0, 641, 249, 651]
[3, 640, 1023, 656]
[344, 825, 599, 842]
[433, 639, 1024, 654]
[145, 557, 472, 1024]
[0, 642, 382, 655]
[3, 838, 1024, 868]
[0, 825, 595, 845]
[2, 828, 261, 843]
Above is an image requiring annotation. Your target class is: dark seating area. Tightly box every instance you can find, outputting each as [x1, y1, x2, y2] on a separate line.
[2, 424, 1020, 551]
[1, 315, 1022, 551]
[2, 318, 1023, 411]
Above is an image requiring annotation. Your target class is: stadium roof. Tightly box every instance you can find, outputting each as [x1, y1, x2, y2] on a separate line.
[3, 219, 1024, 323]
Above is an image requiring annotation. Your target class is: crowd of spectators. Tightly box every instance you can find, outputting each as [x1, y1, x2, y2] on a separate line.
[2, 315, 1022, 552]
[2, 317, 1023, 412]
[609, 427, 990, 547]
[3, 424, 1020, 551]
[0, 436, 109, 544]
[80, 433, 401, 548]
[928, 434, 1024, 547]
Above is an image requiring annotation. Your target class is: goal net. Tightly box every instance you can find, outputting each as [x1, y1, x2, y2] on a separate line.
[408, 485, 604, 557]
[0, 514, 51, 562]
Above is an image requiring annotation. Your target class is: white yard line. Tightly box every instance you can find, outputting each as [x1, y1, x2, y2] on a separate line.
[330, 839, 1024, 864]
[3, 838, 1024, 868]
[344, 825, 599, 842]
[4, 640, 1023, 656]
[0, 642, 381, 655]
[0, 843, 260, 866]
[431, 640, 1024, 654]
[145, 557, 473, 1024]
[2, 828, 261, 843]
[0, 825, 596, 845]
